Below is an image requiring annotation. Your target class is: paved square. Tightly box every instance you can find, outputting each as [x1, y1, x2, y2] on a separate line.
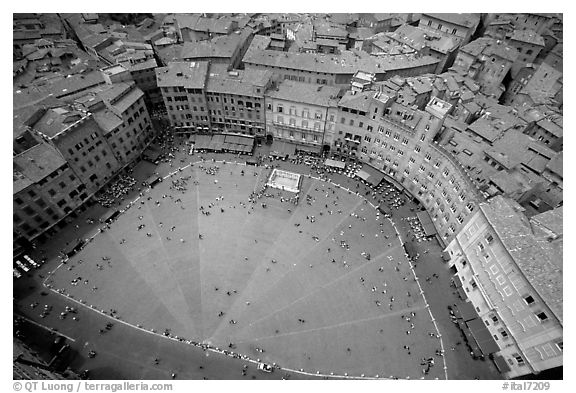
[46, 161, 445, 379]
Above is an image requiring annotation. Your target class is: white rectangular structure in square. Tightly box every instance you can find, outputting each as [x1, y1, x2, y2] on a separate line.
[266, 168, 301, 193]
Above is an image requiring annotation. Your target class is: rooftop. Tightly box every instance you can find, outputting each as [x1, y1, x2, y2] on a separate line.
[460, 37, 519, 63]
[545, 152, 562, 178]
[93, 109, 123, 133]
[483, 129, 533, 170]
[480, 196, 563, 324]
[488, 170, 532, 195]
[179, 30, 251, 60]
[13, 143, 67, 191]
[93, 82, 145, 114]
[175, 14, 235, 35]
[206, 68, 272, 97]
[530, 207, 563, 238]
[266, 80, 340, 107]
[33, 106, 86, 138]
[536, 118, 563, 138]
[314, 23, 349, 39]
[423, 13, 480, 28]
[13, 105, 43, 140]
[338, 90, 380, 112]
[155, 61, 210, 89]
[123, 57, 158, 72]
[243, 38, 440, 76]
[467, 118, 505, 143]
[391, 24, 460, 54]
[510, 29, 545, 47]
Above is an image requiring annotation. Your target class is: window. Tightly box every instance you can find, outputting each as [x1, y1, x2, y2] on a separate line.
[277, 105, 283, 113]
[496, 275, 505, 285]
[524, 295, 535, 305]
[489, 265, 499, 274]
[485, 234, 494, 244]
[513, 354, 525, 365]
[503, 286, 513, 296]
[414, 145, 421, 153]
[499, 329, 508, 338]
[424, 153, 431, 161]
[536, 312, 548, 322]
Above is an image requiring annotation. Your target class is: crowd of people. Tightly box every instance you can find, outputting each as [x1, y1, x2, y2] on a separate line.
[94, 174, 138, 208]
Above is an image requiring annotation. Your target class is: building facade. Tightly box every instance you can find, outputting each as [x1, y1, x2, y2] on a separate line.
[453, 37, 519, 99]
[205, 68, 273, 137]
[419, 13, 480, 44]
[444, 196, 562, 378]
[13, 143, 88, 250]
[328, 88, 485, 244]
[265, 81, 340, 152]
[156, 61, 211, 132]
[33, 107, 121, 195]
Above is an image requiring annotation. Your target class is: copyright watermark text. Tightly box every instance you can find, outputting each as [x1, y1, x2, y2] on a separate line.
[14, 382, 173, 393]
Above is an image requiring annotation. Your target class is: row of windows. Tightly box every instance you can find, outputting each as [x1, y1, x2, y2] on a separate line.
[276, 129, 320, 141]
[275, 105, 324, 120]
[275, 116, 322, 130]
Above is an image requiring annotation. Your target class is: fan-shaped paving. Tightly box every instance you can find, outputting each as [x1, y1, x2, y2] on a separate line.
[48, 161, 443, 379]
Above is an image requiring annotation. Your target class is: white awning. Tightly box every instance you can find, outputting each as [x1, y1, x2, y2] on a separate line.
[325, 159, 345, 169]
